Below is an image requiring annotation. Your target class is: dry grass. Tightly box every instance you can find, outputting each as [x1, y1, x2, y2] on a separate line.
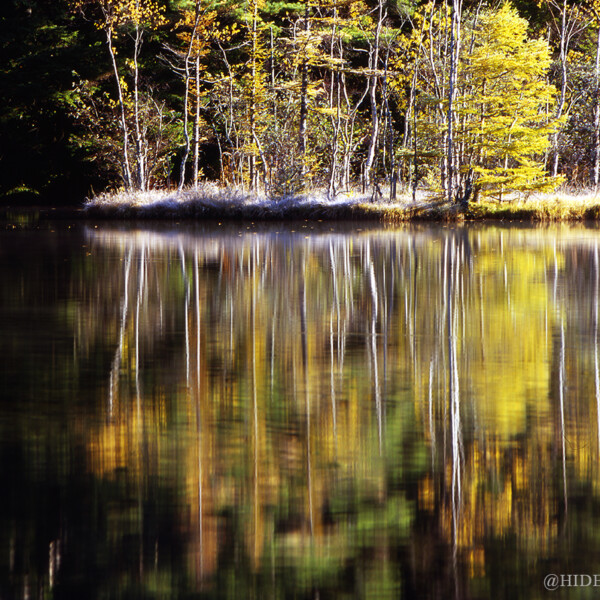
[465, 191, 600, 221]
[83, 185, 600, 222]
[84, 184, 422, 220]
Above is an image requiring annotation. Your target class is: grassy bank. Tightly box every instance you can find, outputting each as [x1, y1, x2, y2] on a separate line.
[82, 186, 600, 222]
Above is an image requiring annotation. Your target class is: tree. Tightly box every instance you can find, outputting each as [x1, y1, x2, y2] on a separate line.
[413, 3, 562, 201]
[175, 2, 218, 189]
[587, 1, 600, 190]
[446, 0, 463, 204]
[539, 0, 588, 178]
[74, 0, 168, 191]
[458, 3, 563, 199]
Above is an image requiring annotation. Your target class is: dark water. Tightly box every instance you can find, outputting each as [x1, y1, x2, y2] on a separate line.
[1, 219, 600, 599]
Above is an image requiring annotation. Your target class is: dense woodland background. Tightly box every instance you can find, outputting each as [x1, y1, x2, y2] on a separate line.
[1, 0, 599, 205]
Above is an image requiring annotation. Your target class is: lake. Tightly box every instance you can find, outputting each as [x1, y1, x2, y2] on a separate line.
[1, 219, 599, 599]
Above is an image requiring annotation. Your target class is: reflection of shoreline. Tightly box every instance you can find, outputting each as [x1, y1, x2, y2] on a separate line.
[85, 220, 414, 245]
[84, 221, 600, 255]
[84, 222, 428, 257]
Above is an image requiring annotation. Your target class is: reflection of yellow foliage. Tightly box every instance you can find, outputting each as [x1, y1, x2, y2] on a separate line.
[466, 238, 554, 438]
[418, 475, 435, 512]
[82, 227, 597, 588]
[87, 404, 151, 477]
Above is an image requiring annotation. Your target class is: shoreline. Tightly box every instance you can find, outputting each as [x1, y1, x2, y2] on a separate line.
[4, 188, 600, 223]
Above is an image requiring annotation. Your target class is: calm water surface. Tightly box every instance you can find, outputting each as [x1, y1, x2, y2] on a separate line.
[1, 220, 600, 599]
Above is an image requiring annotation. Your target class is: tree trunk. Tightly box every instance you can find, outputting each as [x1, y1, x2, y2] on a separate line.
[551, 1, 568, 178]
[132, 15, 147, 191]
[328, 9, 342, 199]
[179, 2, 202, 191]
[298, 3, 310, 179]
[446, 0, 462, 204]
[594, 25, 600, 191]
[249, 0, 259, 190]
[193, 51, 201, 188]
[105, 26, 133, 190]
[363, 0, 385, 190]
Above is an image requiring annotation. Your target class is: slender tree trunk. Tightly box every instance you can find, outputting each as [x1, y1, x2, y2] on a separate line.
[382, 49, 396, 200]
[250, 14, 258, 189]
[328, 10, 342, 199]
[364, 0, 385, 190]
[193, 51, 201, 188]
[446, 0, 462, 204]
[180, 3, 202, 191]
[547, 0, 587, 179]
[248, 0, 262, 190]
[551, 0, 568, 178]
[132, 14, 147, 191]
[594, 25, 600, 191]
[298, 3, 310, 179]
[105, 26, 133, 190]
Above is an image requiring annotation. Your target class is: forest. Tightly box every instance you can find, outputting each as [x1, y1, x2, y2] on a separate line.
[1, 0, 599, 205]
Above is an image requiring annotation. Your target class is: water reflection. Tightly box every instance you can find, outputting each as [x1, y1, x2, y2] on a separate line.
[3, 222, 600, 598]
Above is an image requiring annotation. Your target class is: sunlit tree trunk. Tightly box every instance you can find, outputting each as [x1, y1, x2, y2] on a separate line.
[327, 10, 342, 198]
[179, 2, 202, 191]
[363, 0, 385, 190]
[446, 0, 462, 204]
[192, 51, 202, 188]
[298, 3, 310, 177]
[105, 26, 133, 190]
[248, 0, 269, 191]
[543, 0, 586, 178]
[132, 12, 147, 191]
[594, 24, 600, 191]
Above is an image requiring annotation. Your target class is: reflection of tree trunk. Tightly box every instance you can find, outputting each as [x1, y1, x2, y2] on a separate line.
[300, 253, 313, 536]
[109, 247, 133, 417]
[194, 248, 204, 577]
[559, 318, 568, 516]
[135, 244, 146, 579]
[367, 241, 382, 454]
[135, 245, 146, 415]
[329, 241, 341, 457]
[444, 235, 462, 600]
[412, 240, 419, 372]
[447, 237, 462, 535]
[428, 357, 436, 468]
[330, 313, 338, 456]
[595, 246, 600, 454]
[179, 244, 191, 386]
[252, 240, 260, 560]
